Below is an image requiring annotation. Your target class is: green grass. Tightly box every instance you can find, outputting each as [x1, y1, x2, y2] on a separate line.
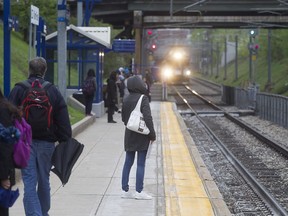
[198, 55, 288, 97]
[0, 24, 84, 124]
[68, 105, 85, 125]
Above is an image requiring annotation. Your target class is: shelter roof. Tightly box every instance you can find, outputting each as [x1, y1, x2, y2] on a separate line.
[46, 24, 111, 49]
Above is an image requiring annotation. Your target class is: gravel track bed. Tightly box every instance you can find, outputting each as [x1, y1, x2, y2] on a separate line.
[184, 115, 271, 215]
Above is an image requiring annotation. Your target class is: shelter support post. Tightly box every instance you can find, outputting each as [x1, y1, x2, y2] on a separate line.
[134, 11, 142, 74]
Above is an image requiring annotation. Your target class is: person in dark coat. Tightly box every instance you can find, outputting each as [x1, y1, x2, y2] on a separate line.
[8, 57, 72, 216]
[106, 71, 118, 123]
[83, 68, 97, 116]
[121, 75, 156, 200]
[0, 89, 21, 216]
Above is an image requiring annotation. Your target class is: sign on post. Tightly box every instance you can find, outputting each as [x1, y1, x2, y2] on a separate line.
[31, 5, 39, 26]
[29, 5, 39, 61]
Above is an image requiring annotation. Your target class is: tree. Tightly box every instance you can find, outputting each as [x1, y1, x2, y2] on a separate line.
[11, 0, 57, 42]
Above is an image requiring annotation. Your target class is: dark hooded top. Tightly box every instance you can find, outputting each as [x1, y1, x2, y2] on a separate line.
[121, 75, 156, 151]
[0, 103, 17, 186]
[106, 71, 118, 107]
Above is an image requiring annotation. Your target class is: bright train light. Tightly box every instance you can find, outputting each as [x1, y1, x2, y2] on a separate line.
[161, 66, 173, 80]
[184, 69, 191, 76]
[172, 51, 183, 61]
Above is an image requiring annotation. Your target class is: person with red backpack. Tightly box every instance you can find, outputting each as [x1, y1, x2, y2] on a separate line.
[8, 57, 72, 216]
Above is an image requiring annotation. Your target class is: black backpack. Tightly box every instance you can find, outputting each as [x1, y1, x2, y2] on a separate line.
[17, 79, 53, 139]
[82, 78, 95, 95]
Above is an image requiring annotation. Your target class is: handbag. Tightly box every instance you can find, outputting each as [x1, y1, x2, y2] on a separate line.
[126, 95, 150, 135]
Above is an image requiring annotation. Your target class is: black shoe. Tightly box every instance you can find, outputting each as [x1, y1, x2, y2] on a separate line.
[108, 120, 117, 123]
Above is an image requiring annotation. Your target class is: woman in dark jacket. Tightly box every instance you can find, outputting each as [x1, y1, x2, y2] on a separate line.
[121, 75, 156, 200]
[106, 71, 118, 123]
[0, 89, 21, 216]
[83, 69, 97, 116]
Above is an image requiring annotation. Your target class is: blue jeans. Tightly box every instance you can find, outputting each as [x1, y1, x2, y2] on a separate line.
[21, 140, 55, 216]
[122, 150, 147, 193]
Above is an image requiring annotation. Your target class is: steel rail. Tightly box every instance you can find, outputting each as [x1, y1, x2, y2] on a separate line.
[173, 85, 288, 216]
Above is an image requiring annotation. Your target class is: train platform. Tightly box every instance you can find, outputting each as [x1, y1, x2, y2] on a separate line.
[10, 101, 231, 216]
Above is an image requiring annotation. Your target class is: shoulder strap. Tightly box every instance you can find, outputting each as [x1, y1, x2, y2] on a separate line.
[15, 80, 31, 89]
[41, 81, 53, 90]
[17, 80, 52, 90]
[135, 95, 144, 111]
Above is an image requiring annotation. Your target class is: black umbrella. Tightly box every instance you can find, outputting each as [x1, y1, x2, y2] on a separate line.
[51, 138, 84, 186]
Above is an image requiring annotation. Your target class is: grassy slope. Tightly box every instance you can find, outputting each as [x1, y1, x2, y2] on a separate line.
[0, 25, 84, 125]
[196, 54, 288, 97]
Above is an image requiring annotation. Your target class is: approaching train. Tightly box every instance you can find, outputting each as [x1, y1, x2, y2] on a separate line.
[154, 45, 195, 84]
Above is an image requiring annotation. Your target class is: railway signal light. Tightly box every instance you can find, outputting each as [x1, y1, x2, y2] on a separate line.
[147, 29, 153, 36]
[248, 43, 259, 54]
[252, 43, 259, 54]
[249, 29, 258, 37]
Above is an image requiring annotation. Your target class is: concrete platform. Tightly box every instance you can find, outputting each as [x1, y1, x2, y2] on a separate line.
[10, 101, 230, 216]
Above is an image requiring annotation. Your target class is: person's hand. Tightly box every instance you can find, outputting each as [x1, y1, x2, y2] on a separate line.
[1, 179, 11, 189]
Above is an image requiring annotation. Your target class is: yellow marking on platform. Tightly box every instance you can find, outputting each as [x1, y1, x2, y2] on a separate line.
[161, 102, 214, 216]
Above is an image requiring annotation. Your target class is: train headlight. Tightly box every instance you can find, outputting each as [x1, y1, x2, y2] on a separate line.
[162, 67, 173, 80]
[184, 70, 191, 76]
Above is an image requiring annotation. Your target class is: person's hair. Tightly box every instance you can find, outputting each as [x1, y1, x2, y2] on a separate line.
[29, 57, 47, 77]
[87, 69, 95, 78]
[0, 89, 21, 121]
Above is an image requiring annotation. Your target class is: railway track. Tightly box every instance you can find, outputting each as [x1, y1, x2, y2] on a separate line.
[171, 84, 288, 216]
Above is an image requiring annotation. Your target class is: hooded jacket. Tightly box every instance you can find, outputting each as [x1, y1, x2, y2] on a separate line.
[106, 71, 118, 107]
[0, 105, 16, 186]
[121, 75, 156, 151]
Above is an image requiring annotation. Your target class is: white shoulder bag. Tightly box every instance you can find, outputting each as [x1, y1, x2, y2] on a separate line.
[126, 95, 150, 135]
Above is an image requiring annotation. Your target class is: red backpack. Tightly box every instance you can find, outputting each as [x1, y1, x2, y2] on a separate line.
[17, 79, 53, 139]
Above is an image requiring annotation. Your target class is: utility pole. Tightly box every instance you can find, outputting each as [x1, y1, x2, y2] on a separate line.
[267, 29, 272, 85]
[57, 0, 67, 100]
[235, 35, 238, 80]
[3, 0, 11, 96]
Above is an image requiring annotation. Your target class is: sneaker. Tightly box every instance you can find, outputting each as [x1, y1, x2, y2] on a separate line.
[134, 191, 152, 200]
[108, 120, 117, 123]
[121, 190, 134, 199]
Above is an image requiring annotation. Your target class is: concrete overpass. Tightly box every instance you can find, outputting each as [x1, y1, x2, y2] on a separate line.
[67, 0, 288, 30]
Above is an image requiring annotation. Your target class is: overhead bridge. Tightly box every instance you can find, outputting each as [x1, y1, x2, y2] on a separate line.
[67, 0, 288, 29]
[143, 15, 288, 28]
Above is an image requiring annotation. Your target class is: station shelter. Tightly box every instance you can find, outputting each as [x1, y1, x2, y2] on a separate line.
[45, 24, 111, 117]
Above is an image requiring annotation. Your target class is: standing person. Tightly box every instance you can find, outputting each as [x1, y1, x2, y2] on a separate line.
[0, 89, 21, 216]
[121, 75, 156, 200]
[82, 68, 96, 116]
[145, 69, 153, 88]
[142, 77, 151, 103]
[8, 57, 72, 216]
[106, 71, 118, 123]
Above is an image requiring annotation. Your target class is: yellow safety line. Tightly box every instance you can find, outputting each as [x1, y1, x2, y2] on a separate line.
[161, 102, 214, 216]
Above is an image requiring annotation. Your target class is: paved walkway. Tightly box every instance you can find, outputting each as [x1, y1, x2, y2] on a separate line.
[10, 101, 230, 216]
[11, 102, 165, 216]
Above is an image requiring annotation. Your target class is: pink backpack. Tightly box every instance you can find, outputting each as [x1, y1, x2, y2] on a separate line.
[14, 118, 32, 168]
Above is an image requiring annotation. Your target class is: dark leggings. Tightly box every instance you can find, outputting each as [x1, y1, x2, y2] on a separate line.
[107, 106, 115, 122]
[0, 206, 9, 216]
[84, 94, 94, 115]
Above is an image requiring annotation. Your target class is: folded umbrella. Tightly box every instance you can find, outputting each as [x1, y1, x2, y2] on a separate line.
[51, 138, 84, 186]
